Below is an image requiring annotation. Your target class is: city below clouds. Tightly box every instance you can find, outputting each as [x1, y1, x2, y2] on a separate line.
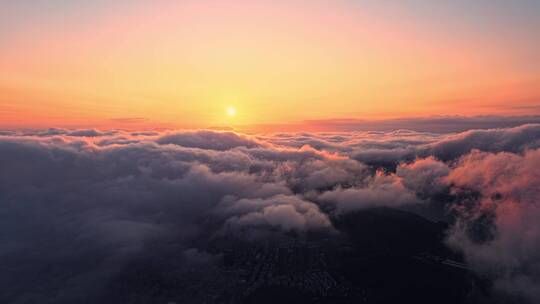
[2, 1, 539, 303]
[1, 123, 540, 303]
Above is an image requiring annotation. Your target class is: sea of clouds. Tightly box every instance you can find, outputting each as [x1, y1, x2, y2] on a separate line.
[1, 124, 540, 303]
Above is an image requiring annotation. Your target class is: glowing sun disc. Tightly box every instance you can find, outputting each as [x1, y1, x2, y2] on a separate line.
[226, 106, 237, 117]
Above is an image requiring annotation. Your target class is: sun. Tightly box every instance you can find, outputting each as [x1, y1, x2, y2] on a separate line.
[226, 106, 237, 117]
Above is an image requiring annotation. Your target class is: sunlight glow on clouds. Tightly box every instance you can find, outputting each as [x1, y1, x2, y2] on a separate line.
[1, 1, 540, 302]
[1, 124, 540, 302]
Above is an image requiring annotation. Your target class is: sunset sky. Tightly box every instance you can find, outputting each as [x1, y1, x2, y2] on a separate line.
[1, 0, 540, 129]
[3, 2, 540, 302]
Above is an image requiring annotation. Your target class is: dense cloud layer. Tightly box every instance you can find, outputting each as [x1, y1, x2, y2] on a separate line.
[302, 116, 540, 133]
[445, 150, 540, 301]
[1, 124, 540, 303]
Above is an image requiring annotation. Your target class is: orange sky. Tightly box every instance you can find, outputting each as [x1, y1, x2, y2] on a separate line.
[1, 0, 539, 130]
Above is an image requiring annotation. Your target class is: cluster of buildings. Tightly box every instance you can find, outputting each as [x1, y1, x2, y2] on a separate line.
[219, 239, 353, 302]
